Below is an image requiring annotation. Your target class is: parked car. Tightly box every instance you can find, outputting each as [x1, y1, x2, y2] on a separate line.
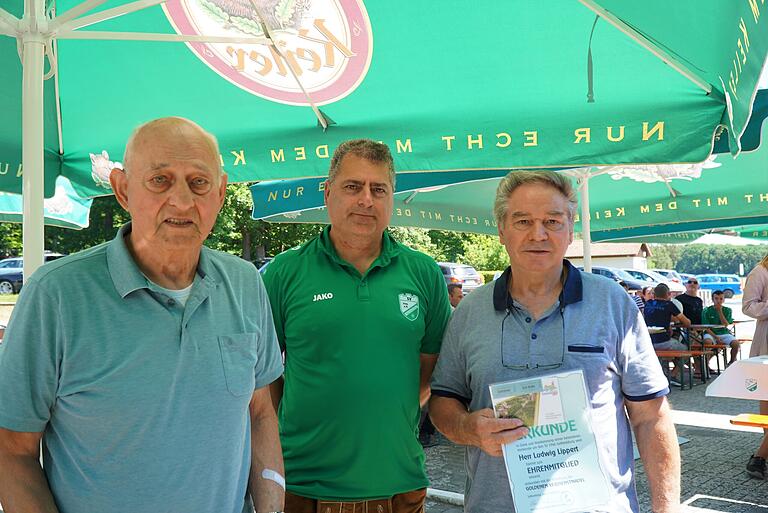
[622, 268, 685, 293]
[0, 253, 66, 268]
[0, 258, 23, 269]
[0, 253, 67, 294]
[577, 265, 654, 291]
[651, 268, 684, 284]
[438, 262, 484, 294]
[0, 269, 23, 294]
[695, 274, 743, 298]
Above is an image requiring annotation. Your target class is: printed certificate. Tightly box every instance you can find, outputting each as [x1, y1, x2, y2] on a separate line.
[489, 370, 611, 513]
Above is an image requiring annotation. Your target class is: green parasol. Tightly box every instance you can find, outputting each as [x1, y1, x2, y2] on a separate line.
[3, 0, 768, 270]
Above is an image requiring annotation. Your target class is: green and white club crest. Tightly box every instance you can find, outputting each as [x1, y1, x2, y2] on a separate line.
[399, 293, 420, 321]
[745, 378, 758, 393]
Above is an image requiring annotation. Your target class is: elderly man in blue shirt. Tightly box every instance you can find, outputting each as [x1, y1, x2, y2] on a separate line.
[0, 117, 285, 513]
[429, 170, 680, 513]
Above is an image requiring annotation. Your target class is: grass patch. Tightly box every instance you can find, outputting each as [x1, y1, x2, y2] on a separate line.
[0, 294, 18, 303]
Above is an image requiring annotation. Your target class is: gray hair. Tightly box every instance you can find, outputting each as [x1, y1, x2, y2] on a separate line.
[123, 117, 223, 177]
[328, 139, 396, 188]
[493, 170, 577, 226]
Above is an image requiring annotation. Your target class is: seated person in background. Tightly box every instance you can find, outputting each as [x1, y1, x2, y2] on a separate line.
[644, 283, 691, 350]
[644, 283, 694, 380]
[702, 290, 741, 365]
[641, 286, 655, 305]
[619, 281, 645, 312]
[676, 278, 703, 325]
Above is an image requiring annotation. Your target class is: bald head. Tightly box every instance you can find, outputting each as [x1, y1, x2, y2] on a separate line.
[123, 117, 223, 179]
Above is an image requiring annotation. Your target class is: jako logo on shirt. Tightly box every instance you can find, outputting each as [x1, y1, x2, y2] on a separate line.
[313, 292, 334, 302]
[163, 0, 373, 105]
[399, 293, 419, 322]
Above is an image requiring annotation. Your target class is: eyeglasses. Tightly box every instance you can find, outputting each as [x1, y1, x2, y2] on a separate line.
[687, 280, 698, 285]
[501, 306, 565, 370]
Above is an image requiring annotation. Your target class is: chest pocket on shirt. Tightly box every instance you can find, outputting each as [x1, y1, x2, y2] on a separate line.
[565, 344, 616, 403]
[564, 344, 614, 376]
[218, 333, 259, 396]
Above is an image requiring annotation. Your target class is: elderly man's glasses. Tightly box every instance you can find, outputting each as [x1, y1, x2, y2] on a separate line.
[508, 217, 567, 232]
[687, 280, 699, 285]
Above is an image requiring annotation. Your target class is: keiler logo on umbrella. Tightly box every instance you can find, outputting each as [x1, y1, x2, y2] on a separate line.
[164, 0, 372, 105]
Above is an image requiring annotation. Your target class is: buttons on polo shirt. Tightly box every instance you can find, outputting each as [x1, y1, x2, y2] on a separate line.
[357, 280, 370, 301]
[167, 299, 176, 306]
[525, 317, 532, 323]
[531, 333, 538, 340]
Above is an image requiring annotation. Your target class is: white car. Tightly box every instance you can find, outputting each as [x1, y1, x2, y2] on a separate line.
[623, 268, 685, 293]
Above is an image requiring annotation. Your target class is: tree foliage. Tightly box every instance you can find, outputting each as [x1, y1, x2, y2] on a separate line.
[459, 233, 508, 271]
[647, 243, 768, 275]
[673, 244, 767, 275]
[647, 244, 684, 270]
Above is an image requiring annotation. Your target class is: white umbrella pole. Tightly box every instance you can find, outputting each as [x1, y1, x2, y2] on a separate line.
[21, 0, 46, 276]
[579, 175, 592, 272]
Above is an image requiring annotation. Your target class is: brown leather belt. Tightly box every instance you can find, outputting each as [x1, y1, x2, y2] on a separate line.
[316, 498, 391, 513]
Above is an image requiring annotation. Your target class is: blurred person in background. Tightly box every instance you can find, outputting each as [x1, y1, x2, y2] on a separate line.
[742, 254, 768, 480]
[448, 283, 463, 309]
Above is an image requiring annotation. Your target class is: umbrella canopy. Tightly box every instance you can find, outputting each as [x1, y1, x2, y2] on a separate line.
[253, 126, 768, 240]
[3, 1, 768, 271]
[0, 176, 92, 229]
[735, 224, 768, 240]
[2, 1, 768, 198]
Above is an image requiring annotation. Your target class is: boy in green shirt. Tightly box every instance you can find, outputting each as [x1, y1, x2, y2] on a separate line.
[701, 290, 741, 365]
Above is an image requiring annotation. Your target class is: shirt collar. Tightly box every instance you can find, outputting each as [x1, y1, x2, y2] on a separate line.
[493, 259, 583, 312]
[107, 223, 217, 298]
[318, 225, 401, 269]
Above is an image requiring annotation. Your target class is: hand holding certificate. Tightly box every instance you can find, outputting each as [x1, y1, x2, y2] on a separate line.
[489, 370, 612, 513]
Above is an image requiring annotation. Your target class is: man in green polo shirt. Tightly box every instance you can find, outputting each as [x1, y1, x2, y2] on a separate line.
[263, 139, 451, 513]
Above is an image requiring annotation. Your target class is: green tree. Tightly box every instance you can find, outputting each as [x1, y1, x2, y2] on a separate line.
[675, 244, 768, 275]
[208, 184, 261, 259]
[647, 244, 684, 269]
[0, 223, 22, 257]
[461, 234, 508, 271]
[428, 230, 471, 262]
[44, 195, 129, 254]
[389, 227, 441, 258]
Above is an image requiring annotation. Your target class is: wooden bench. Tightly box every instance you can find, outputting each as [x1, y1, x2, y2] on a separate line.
[699, 343, 730, 373]
[730, 414, 768, 429]
[655, 350, 711, 390]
